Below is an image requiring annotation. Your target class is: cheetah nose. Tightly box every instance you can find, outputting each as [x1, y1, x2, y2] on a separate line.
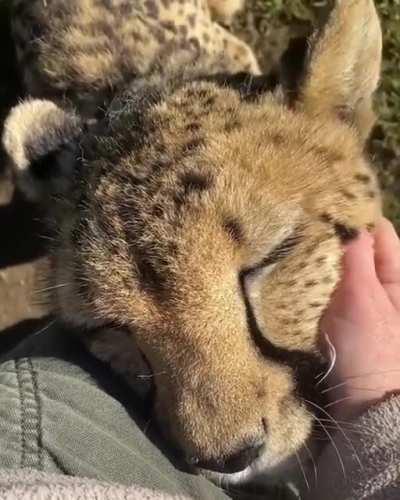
[190, 442, 264, 474]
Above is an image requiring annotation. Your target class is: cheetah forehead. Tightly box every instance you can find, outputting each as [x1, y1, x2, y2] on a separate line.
[91, 77, 366, 207]
[74, 77, 375, 284]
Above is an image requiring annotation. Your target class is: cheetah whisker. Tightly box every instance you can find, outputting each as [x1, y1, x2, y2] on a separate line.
[315, 331, 336, 386]
[304, 399, 363, 473]
[31, 318, 57, 338]
[307, 410, 347, 480]
[302, 441, 318, 489]
[317, 418, 367, 430]
[295, 448, 310, 492]
[136, 371, 168, 379]
[322, 369, 400, 394]
[34, 282, 71, 295]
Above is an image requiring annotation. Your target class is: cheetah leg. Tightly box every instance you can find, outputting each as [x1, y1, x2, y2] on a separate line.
[207, 0, 245, 24]
[214, 23, 260, 74]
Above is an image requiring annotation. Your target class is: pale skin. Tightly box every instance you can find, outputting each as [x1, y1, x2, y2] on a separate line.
[304, 219, 400, 499]
[320, 217, 400, 419]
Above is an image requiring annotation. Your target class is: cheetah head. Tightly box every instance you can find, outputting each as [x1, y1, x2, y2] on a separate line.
[3, 0, 382, 488]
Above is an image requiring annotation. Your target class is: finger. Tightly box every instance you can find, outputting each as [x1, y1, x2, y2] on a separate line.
[341, 229, 377, 290]
[374, 218, 400, 309]
[322, 230, 378, 324]
[374, 218, 400, 283]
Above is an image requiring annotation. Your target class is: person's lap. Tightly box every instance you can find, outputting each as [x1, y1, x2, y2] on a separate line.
[0, 324, 229, 499]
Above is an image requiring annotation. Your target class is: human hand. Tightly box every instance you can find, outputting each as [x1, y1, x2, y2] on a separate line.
[320, 218, 400, 419]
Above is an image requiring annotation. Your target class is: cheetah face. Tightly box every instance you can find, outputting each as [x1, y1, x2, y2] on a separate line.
[3, 0, 382, 487]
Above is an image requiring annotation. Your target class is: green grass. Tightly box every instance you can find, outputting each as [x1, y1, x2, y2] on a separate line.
[259, 0, 400, 229]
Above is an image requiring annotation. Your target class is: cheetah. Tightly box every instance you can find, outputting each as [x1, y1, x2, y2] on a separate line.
[2, 0, 382, 491]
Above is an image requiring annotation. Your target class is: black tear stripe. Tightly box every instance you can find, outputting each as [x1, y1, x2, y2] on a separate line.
[334, 223, 359, 243]
[238, 231, 325, 406]
[320, 213, 359, 243]
[239, 272, 324, 406]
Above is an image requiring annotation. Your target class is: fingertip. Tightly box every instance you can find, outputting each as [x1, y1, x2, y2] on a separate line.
[343, 228, 374, 259]
[345, 228, 374, 248]
[374, 217, 400, 285]
[374, 217, 399, 241]
[341, 228, 376, 283]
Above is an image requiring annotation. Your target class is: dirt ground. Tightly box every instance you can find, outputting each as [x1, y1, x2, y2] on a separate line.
[0, 0, 399, 349]
[0, 173, 50, 349]
[0, 0, 48, 349]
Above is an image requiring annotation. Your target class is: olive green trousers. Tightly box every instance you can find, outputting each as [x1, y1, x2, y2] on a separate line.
[0, 325, 229, 499]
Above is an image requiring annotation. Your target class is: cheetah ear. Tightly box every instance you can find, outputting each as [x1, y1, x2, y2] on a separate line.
[296, 0, 382, 141]
[2, 99, 82, 201]
[208, 0, 245, 24]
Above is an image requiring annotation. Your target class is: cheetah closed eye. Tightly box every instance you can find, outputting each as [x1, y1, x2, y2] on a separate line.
[3, 0, 382, 491]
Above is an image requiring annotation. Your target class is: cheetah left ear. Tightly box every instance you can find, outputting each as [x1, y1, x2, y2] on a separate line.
[296, 0, 382, 141]
[208, 0, 245, 24]
[2, 99, 82, 202]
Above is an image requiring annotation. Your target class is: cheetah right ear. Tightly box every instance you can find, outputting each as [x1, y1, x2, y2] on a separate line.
[296, 0, 382, 141]
[2, 99, 82, 201]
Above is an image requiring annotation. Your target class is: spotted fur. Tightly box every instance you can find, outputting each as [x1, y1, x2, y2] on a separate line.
[3, 0, 382, 490]
[11, 0, 259, 117]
